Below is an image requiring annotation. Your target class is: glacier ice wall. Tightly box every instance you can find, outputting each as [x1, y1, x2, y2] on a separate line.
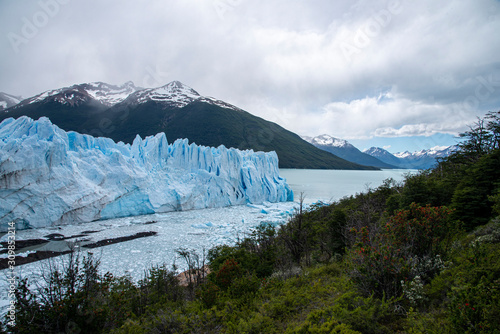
[0, 117, 293, 230]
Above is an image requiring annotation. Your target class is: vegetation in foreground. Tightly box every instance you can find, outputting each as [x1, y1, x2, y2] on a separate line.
[4, 112, 500, 333]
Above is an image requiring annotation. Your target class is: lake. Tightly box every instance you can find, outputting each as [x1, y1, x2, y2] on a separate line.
[280, 168, 417, 204]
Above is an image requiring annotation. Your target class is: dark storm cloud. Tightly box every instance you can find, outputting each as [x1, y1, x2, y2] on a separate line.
[1, 0, 499, 141]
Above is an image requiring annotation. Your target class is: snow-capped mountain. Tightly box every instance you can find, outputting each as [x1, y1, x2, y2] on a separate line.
[363, 147, 403, 167]
[125, 81, 242, 111]
[364, 146, 457, 169]
[0, 92, 22, 111]
[393, 146, 453, 160]
[303, 134, 397, 169]
[0, 81, 372, 169]
[9, 80, 241, 111]
[14, 81, 139, 108]
[0, 116, 293, 230]
[304, 134, 352, 148]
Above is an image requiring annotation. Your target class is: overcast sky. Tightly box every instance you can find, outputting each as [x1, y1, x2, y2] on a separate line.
[1, 0, 499, 152]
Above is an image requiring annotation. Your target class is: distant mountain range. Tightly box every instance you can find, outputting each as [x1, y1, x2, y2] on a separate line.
[304, 134, 456, 169]
[0, 81, 375, 170]
[303, 134, 397, 169]
[364, 146, 457, 169]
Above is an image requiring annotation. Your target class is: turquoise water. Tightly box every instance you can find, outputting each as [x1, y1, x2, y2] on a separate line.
[279, 169, 418, 204]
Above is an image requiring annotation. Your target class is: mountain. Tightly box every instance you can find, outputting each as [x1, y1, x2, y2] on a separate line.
[14, 81, 139, 108]
[1, 81, 376, 170]
[364, 146, 456, 169]
[0, 92, 22, 111]
[303, 134, 397, 169]
[363, 147, 403, 167]
[393, 146, 457, 169]
[0, 116, 293, 230]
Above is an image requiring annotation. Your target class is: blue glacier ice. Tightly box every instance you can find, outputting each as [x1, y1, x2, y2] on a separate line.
[0, 117, 293, 231]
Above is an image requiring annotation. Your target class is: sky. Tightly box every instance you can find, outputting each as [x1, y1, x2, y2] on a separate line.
[1, 0, 500, 153]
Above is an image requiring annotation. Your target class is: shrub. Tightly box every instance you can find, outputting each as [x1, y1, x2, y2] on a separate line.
[198, 280, 220, 308]
[137, 264, 184, 307]
[288, 308, 361, 334]
[449, 276, 500, 333]
[7, 251, 111, 333]
[288, 292, 398, 334]
[447, 241, 500, 333]
[347, 203, 456, 298]
[213, 258, 241, 290]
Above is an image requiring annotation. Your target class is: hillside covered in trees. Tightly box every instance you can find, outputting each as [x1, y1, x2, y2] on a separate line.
[5, 112, 500, 333]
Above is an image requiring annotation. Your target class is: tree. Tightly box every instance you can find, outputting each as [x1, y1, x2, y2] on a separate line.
[452, 148, 500, 230]
[457, 111, 500, 163]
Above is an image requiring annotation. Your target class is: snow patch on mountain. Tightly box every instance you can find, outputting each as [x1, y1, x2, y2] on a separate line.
[0, 92, 22, 111]
[130, 81, 201, 107]
[127, 81, 242, 111]
[11, 80, 242, 112]
[363, 147, 384, 155]
[16, 81, 140, 107]
[393, 151, 412, 159]
[364, 146, 456, 169]
[393, 146, 455, 160]
[308, 134, 351, 148]
[0, 117, 293, 231]
[84, 81, 138, 105]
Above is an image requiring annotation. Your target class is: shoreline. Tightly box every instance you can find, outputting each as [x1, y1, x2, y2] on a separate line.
[0, 231, 157, 270]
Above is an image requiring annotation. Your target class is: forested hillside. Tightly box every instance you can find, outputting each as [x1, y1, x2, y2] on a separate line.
[6, 112, 500, 333]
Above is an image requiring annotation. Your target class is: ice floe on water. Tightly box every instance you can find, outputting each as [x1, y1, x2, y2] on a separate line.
[0, 201, 297, 313]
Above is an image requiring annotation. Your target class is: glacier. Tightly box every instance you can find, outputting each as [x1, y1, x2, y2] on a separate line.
[0, 117, 293, 231]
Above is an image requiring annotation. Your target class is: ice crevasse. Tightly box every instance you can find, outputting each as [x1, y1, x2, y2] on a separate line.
[0, 117, 293, 231]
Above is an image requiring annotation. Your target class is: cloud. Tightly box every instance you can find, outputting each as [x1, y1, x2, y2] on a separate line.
[275, 93, 476, 139]
[0, 0, 499, 144]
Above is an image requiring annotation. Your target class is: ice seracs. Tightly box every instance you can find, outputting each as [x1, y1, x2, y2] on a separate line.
[0, 117, 293, 231]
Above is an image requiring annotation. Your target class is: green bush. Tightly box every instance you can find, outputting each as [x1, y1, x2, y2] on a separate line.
[288, 308, 361, 334]
[347, 203, 456, 298]
[213, 258, 242, 290]
[449, 276, 500, 333]
[446, 241, 500, 333]
[452, 149, 500, 230]
[207, 225, 277, 278]
[7, 252, 111, 334]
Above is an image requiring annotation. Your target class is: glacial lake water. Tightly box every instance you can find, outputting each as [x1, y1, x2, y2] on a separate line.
[0, 168, 418, 311]
[280, 168, 417, 204]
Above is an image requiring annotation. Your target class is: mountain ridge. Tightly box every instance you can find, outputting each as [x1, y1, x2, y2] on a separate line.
[303, 134, 398, 169]
[0, 81, 376, 170]
[364, 146, 456, 169]
[13, 81, 139, 108]
[0, 92, 22, 111]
